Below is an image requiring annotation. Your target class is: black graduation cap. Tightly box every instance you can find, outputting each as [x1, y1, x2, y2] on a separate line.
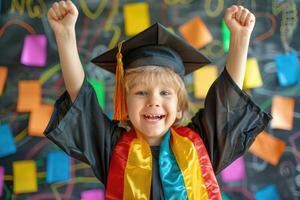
[91, 22, 211, 77]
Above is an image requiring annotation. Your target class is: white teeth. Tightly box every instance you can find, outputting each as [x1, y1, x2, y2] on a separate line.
[144, 114, 164, 119]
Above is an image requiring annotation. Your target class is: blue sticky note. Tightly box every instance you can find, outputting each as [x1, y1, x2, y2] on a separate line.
[0, 124, 16, 157]
[275, 51, 299, 86]
[46, 151, 70, 183]
[254, 184, 281, 200]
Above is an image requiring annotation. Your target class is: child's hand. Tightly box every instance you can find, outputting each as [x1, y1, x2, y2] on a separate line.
[224, 5, 255, 37]
[47, 0, 78, 34]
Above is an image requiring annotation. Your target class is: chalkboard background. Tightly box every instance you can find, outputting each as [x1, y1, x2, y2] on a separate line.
[1, 0, 300, 199]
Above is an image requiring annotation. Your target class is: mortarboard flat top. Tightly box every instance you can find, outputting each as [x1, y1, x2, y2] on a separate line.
[91, 23, 211, 77]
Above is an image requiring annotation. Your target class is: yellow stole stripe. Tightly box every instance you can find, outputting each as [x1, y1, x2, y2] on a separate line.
[124, 133, 152, 199]
[170, 129, 209, 200]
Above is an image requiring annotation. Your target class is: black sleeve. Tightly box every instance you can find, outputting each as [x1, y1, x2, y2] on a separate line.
[188, 68, 272, 174]
[44, 78, 124, 185]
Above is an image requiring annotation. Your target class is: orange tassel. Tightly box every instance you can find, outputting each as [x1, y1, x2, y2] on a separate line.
[113, 41, 127, 121]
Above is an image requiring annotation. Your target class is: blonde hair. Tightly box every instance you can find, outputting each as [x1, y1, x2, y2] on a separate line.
[124, 66, 189, 127]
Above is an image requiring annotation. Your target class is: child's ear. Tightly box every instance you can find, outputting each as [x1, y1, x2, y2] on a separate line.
[176, 110, 183, 119]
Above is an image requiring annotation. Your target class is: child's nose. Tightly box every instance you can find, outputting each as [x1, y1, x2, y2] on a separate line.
[147, 95, 160, 107]
[147, 103, 160, 107]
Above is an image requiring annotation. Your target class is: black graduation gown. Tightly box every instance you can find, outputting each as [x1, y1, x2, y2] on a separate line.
[44, 68, 272, 199]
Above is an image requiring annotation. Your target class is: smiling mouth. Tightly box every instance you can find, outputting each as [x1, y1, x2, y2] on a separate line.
[143, 114, 166, 120]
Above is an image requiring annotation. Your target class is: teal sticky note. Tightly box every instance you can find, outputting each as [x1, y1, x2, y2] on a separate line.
[222, 19, 230, 52]
[275, 51, 299, 86]
[254, 184, 281, 200]
[0, 124, 16, 157]
[46, 151, 70, 183]
[88, 79, 105, 109]
[222, 193, 231, 200]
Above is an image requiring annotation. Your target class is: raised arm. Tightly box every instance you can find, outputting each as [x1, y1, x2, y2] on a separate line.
[224, 5, 256, 89]
[47, 0, 84, 102]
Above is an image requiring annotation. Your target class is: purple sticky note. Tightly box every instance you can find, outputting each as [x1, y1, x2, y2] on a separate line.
[0, 166, 4, 197]
[21, 35, 47, 67]
[221, 156, 245, 182]
[275, 51, 299, 86]
[81, 189, 104, 200]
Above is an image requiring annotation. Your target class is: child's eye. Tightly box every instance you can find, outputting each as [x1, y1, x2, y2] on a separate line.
[160, 90, 172, 96]
[135, 91, 147, 96]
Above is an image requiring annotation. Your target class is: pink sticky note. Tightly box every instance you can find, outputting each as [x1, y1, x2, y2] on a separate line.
[21, 35, 47, 67]
[221, 157, 245, 182]
[81, 189, 104, 200]
[0, 166, 4, 197]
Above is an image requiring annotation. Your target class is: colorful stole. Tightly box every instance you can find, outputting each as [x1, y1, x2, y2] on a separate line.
[106, 127, 221, 200]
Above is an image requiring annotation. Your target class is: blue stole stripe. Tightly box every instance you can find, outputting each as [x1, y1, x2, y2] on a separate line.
[159, 130, 188, 199]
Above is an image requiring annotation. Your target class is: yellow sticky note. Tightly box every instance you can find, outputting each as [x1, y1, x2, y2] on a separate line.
[179, 17, 213, 48]
[17, 80, 41, 112]
[124, 2, 150, 36]
[249, 131, 286, 166]
[13, 160, 37, 193]
[243, 58, 263, 90]
[194, 65, 218, 99]
[29, 104, 54, 137]
[271, 96, 294, 130]
[0, 66, 8, 96]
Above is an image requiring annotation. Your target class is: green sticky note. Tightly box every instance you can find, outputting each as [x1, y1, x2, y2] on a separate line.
[88, 79, 105, 109]
[222, 19, 230, 52]
[222, 193, 231, 200]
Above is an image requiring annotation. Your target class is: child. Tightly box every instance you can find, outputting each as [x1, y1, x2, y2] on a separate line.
[45, 1, 271, 199]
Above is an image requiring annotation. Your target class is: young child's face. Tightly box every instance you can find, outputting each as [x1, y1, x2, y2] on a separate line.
[126, 82, 182, 145]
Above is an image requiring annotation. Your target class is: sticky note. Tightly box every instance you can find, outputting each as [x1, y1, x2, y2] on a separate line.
[179, 17, 213, 48]
[0, 66, 8, 96]
[21, 35, 47, 67]
[271, 96, 294, 130]
[194, 65, 217, 99]
[221, 19, 230, 52]
[88, 79, 105, 109]
[275, 51, 299, 86]
[46, 151, 70, 183]
[123, 2, 150, 36]
[243, 58, 263, 90]
[0, 124, 16, 158]
[17, 80, 41, 112]
[254, 184, 281, 200]
[221, 156, 245, 182]
[28, 104, 53, 136]
[0, 166, 4, 197]
[222, 193, 230, 200]
[13, 160, 37, 193]
[249, 131, 286, 165]
[81, 189, 104, 200]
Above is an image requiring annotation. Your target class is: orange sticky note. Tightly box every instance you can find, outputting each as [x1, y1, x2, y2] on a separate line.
[249, 131, 286, 165]
[123, 2, 151, 36]
[271, 96, 294, 130]
[13, 160, 37, 193]
[17, 80, 41, 112]
[0, 67, 8, 96]
[194, 65, 218, 99]
[243, 58, 263, 90]
[179, 17, 213, 48]
[29, 104, 54, 137]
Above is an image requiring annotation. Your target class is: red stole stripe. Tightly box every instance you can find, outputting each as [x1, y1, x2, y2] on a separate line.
[106, 129, 136, 200]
